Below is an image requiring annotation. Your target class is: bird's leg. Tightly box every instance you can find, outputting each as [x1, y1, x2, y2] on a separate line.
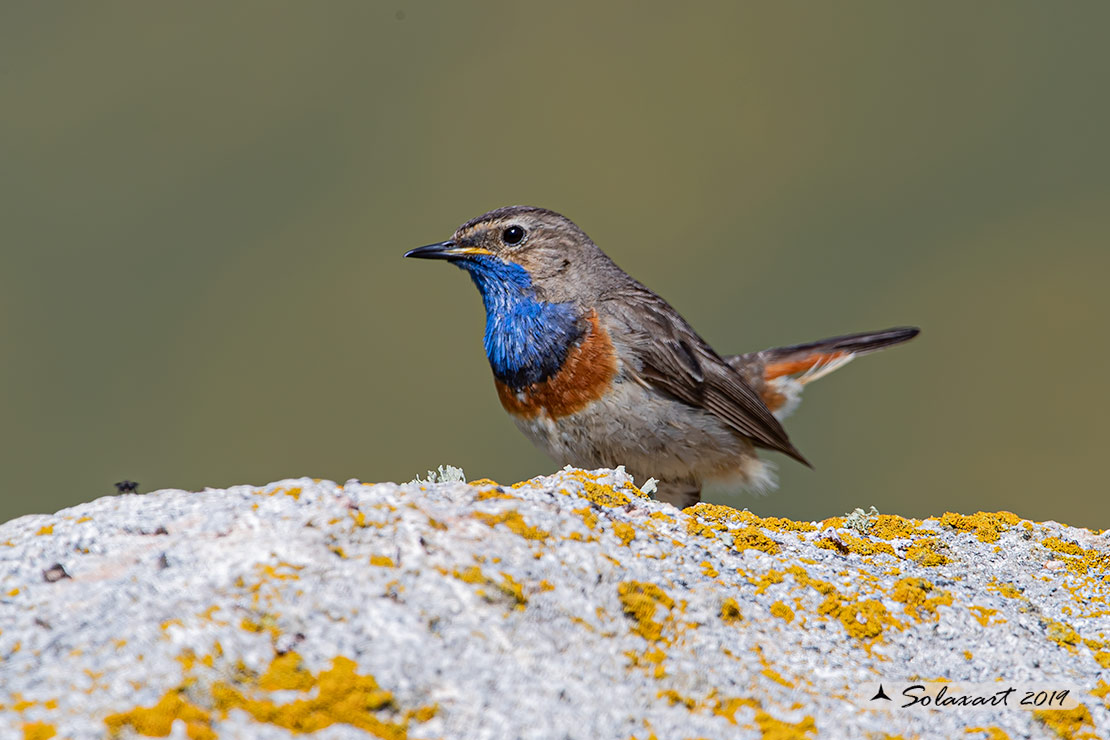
[653, 480, 701, 509]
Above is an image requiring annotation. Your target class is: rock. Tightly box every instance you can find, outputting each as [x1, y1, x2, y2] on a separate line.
[0, 468, 1106, 739]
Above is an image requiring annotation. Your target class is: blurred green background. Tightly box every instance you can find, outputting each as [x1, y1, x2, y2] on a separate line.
[2, 2, 1107, 527]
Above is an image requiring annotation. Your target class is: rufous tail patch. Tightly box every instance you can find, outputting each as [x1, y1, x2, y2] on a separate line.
[764, 351, 848, 381]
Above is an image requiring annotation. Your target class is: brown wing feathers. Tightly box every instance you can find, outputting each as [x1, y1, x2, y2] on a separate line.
[606, 287, 810, 465]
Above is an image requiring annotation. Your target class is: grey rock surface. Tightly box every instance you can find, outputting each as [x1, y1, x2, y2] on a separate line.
[0, 468, 1107, 739]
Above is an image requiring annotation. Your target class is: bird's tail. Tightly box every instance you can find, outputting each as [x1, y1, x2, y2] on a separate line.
[726, 327, 919, 420]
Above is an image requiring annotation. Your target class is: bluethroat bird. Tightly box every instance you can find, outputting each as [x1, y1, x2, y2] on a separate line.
[406, 206, 918, 508]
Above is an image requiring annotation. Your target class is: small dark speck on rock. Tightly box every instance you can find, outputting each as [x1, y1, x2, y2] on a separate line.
[275, 632, 305, 655]
[43, 563, 70, 582]
[157, 553, 170, 570]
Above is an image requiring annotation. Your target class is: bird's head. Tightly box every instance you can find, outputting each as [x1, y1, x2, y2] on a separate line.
[405, 206, 611, 387]
[404, 206, 607, 305]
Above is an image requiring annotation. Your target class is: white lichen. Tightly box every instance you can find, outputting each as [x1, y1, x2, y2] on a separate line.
[410, 464, 467, 485]
[844, 505, 880, 533]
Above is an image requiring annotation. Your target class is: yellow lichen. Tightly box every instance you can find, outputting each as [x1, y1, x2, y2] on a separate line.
[498, 572, 528, 608]
[964, 728, 1010, 740]
[211, 656, 434, 739]
[198, 606, 221, 621]
[612, 521, 636, 547]
[1045, 619, 1081, 651]
[733, 527, 780, 554]
[35, 525, 53, 536]
[256, 562, 302, 581]
[720, 598, 743, 624]
[967, 605, 1001, 627]
[769, 601, 795, 623]
[573, 506, 599, 531]
[475, 488, 514, 500]
[472, 509, 550, 541]
[752, 570, 786, 594]
[751, 643, 798, 688]
[816, 533, 895, 557]
[21, 723, 56, 740]
[450, 567, 527, 609]
[240, 617, 265, 633]
[258, 652, 315, 691]
[685, 517, 720, 540]
[685, 504, 819, 535]
[684, 505, 749, 543]
[625, 647, 667, 679]
[988, 580, 1024, 599]
[757, 516, 818, 533]
[711, 695, 760, 724]
[1042, 537, 1084, 556]
[369, 555, 395, 567]
[566, 471, 640, 506]
[657, 689, 697, 710]
[819, 595, 902, 644]
[862, 515, 931, 540]
[1093, 680, 1110, 704]
[1033, 705, 1098, 740]
[751, 566, 837, 603]
[104, 691, 215, 740]
[754, 710, 817, 739]
[890, 578, 953, 622]
[905, 538, 952, 566]
[701, 561, 720, 578]
[618, 581, 674, 642]
[1041, 537, 1110, 575]
[939, 511, 1019, 543]
[270, 486, 302, 500]
[452, 566, 486, 585]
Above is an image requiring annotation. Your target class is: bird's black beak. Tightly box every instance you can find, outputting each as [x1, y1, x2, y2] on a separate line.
[404, 241, 495, 261]
[404, 241, 457, 260]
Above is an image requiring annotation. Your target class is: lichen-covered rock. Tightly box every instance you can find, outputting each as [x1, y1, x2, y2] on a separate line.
[0, 468, 1107, 739]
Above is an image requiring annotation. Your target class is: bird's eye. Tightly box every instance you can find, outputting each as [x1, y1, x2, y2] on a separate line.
[502, 226, 526, 245]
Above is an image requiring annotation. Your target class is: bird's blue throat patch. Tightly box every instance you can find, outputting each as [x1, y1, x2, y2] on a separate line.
[453, 255, 583, 389]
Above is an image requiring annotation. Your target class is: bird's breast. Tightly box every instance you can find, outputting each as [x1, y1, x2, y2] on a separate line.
[494, 310, 619, 420]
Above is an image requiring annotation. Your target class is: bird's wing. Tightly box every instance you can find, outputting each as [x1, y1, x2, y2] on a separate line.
[600, 284, 808, 465]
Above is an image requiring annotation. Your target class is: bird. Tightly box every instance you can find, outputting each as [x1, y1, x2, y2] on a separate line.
[405, 206, 919, 508]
